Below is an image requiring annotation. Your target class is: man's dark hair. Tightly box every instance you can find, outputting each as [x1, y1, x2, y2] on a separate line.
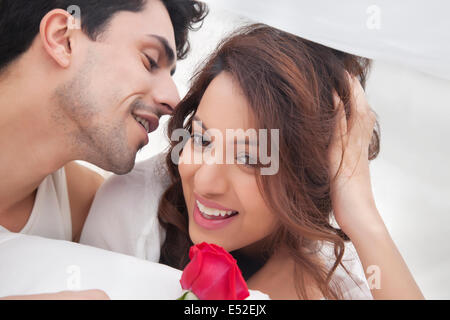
[0, 0, 208, 72]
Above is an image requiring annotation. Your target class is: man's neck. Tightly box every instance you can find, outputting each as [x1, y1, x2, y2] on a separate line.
[0, 76, 75, 215]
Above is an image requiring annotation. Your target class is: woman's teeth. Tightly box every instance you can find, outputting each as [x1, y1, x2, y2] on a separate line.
[196, 200, 237, 218]
[133, 115, 150, 133]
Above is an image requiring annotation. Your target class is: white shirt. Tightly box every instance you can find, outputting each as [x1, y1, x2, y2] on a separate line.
[81, 153, 170, 262]
[0, 168, 72, 241]
[81, 153, 373, 299]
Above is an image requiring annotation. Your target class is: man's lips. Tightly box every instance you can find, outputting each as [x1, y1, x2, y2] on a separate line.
[132, 111, 160, 133]
[158, 103, 173, 116]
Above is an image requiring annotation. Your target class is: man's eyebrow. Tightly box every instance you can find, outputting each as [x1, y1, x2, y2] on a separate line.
[147, 34, 176, 74]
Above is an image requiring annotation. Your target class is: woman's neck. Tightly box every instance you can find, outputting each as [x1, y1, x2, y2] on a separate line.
[243, 249, 324, 300]
[230, 249, 268, 281]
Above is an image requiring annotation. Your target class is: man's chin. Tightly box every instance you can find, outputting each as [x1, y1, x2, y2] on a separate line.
[115, 140, 149, 174]
[111, 162, 136, 175]
[137, 141, 148, 152]
[100, 152, 137, 175]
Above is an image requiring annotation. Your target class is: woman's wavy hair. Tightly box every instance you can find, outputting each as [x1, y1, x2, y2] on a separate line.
[158, 24, 380, 299]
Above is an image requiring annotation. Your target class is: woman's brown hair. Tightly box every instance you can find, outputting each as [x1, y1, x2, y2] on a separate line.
[157, 24, 380, 299]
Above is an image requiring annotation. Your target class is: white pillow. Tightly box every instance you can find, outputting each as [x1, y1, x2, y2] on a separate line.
[0, 232, 268, 300]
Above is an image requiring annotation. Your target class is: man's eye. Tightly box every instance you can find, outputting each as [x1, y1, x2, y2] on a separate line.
[144, 54, 159, 71]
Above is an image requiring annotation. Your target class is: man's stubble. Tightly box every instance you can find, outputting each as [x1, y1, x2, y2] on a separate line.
[52, 50, 138, 175]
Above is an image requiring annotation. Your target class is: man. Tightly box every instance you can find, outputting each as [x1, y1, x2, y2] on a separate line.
[0, 0, 207, 243]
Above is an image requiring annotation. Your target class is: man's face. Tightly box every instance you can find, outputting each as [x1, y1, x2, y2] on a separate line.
[55, 0, 179, 174]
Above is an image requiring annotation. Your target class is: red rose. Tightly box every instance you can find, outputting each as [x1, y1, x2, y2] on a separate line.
[179, 243, 250, 300]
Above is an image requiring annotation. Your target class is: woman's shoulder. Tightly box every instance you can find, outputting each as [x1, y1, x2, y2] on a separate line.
[119, 152, 170, 187]
[318, 241, 373, 300]
[80, 153, 172, 261]
[99, 153, 171, 199]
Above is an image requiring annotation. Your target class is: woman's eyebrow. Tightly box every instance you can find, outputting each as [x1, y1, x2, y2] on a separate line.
[235, 139, 258, 147]
[146, 34, 176, 74]
[192, 115, 257, 146]
[193, 115, 208, 131]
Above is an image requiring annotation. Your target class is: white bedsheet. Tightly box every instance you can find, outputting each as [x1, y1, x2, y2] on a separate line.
[0, 232, 268, 300]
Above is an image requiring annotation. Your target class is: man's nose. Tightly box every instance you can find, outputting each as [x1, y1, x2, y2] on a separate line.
[151, 75, 181, 115]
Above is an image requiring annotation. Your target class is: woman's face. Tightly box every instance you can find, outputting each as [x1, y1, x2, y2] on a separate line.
[178, 72, 279, 253]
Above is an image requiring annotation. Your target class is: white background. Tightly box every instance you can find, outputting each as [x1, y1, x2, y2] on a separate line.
[83, 1, 450, 299]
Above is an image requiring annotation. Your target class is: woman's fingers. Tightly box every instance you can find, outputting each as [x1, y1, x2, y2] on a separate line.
[333, 92, 348, 139]
[329, 74, 377, 183]
[329, 92, 348, 178]
[348, 74, 377, 145]
[345, 75, 377, 161]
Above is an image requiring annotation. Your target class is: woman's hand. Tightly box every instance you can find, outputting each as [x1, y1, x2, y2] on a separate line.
[328, 75, 424, 299]
[328, 75, 384, 239]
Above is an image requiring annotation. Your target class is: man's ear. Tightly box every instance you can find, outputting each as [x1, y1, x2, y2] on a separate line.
[39, 9, 76, 68]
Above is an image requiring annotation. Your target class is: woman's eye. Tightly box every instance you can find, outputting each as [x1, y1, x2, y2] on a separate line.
[236, 154, 258, 167]
[192, 133, 211, 149]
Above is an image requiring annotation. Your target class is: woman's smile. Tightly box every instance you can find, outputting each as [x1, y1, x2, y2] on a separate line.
[193, 193, 239, 230]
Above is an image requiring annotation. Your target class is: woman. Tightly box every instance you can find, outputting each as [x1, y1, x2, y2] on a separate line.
[81, 24, 423, 300]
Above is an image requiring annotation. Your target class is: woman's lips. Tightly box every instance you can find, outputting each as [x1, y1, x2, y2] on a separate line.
[194, 193, 236, 212]
[193, 201, 239, 231]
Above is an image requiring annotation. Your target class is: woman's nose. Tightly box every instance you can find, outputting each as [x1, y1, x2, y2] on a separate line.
[194, 162, 229, 197]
